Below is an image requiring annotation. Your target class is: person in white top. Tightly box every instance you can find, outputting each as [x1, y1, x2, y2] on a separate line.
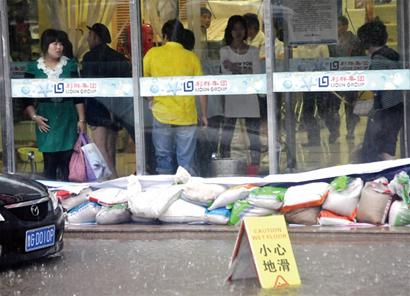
[220, 15, 262, 175]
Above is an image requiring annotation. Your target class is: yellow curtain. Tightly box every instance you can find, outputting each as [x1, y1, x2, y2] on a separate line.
[38, 0, 117, 59]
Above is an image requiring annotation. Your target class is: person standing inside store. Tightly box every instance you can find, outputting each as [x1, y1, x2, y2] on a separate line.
[196, 7, 224, 177]
[220, 15, 262, 176]
[24, 29, 86, 180]
[358, 19, 403, 162]
[328, 15, 365, 140]
[81, 23, 132, 179]
[293, 44, 339, 145]
[243, 13, 265, 60]
[143, 19, 207, 175]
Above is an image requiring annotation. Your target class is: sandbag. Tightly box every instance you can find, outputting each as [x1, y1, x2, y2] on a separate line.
[282, 182, 329, 213]
[96, 204, 131, 225]
[209, 184, 258, 210]
[356, 179, 393, 224]
[322, 178, 363, 217]
[159, 199, 206, 223]
[388, 172, 410, 226]
[284, 207, 321, 225]
[388, 201, 410, 226]
[67, 201, 101, 224]
[58, 188, 91, 211]
[228, 200, 277, 226]
[318, 209, 356, 226]
[88, 187, 129, 206]
[205, 208, 231, 225]
[247, 186, 286, 210]
[181, 181, 226, 206]
[174, 166, 191, 184]
[128, 185, 183, 219]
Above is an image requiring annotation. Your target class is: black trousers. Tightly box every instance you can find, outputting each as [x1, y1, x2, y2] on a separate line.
[361, 103, 403, 163]
[303, 92, 340, 143]
[43, 150, 73, 181]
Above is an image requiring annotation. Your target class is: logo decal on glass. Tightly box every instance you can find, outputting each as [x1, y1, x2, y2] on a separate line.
[183, 81, 194, 92]
[318, 76, 329, 88]
[54, 83, 64, 94]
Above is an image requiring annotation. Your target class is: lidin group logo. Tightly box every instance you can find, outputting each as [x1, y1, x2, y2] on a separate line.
[183, 80, 194, 92]
[318, 76, 329, 88]
[54, 82, 64, 94]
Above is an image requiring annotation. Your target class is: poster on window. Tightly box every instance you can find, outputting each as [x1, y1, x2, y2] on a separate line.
[277, 0, 338, 45]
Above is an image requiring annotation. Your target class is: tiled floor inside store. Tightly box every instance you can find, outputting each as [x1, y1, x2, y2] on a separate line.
[230, 106, 372, 174]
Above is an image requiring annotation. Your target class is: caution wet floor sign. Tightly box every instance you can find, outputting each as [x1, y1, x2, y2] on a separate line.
[227, 216, 301, 289]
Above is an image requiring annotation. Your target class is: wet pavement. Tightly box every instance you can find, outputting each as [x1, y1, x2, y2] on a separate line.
[1, 227, 410, 296]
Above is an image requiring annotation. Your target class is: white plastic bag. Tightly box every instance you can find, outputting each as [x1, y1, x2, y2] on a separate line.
[82, 142, 112, 181]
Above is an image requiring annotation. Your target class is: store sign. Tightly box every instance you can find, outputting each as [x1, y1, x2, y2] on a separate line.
[227, 216, 301, 289]
[11, 69, 410, 98]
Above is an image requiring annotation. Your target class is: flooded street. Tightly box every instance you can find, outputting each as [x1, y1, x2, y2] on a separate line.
[1, 232, 410, 296]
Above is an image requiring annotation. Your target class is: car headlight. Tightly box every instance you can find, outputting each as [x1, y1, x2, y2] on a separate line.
[48, 190, 59, 211]
[0, 213, 5, 222]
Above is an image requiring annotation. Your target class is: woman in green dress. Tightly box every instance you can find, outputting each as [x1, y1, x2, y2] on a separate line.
[24, 29, 86, 180]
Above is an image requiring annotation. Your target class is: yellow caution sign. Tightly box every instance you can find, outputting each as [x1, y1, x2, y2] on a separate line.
[227, 215, 301, 289]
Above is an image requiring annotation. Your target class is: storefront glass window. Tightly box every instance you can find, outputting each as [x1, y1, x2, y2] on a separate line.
[270, 0, 406, 172]
[9, 0, 135, 180]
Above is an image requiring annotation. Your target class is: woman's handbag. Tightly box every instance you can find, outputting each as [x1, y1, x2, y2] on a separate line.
[353, 91, 374, 116]
[81, 141, 112, 181]
[68, 132, 89, 182]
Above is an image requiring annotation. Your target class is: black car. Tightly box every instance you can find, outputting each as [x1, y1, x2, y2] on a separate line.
[0, 174, 64, 266]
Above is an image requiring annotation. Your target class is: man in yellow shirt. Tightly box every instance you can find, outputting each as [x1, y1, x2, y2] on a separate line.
[143, 19, 207, 175]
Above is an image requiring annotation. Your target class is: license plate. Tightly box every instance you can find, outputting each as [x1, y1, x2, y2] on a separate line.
[25, 225, 55, 252]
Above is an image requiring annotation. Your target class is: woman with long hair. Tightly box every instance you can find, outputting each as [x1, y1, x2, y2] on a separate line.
[24, 29, 86, 180]
[219, 15, 262, 175]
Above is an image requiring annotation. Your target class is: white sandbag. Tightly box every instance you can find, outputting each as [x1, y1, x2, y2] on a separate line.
[96, 204, 131, 225]
[60, 188, 91, 211]
[88, 187, 129, 206]
[245, 207, 276, 216]
[67, 201, 101, 224]
[159, 199, 206, 223]
[131, 215, 158, 224]
[282, 182, 329, 213]
[322, 178, 363, 217]
[181, 181, 226, 206]
[127, 174, 142, 193]
[128, 185, 183, 219]
[205, 208, 231, 225]
[208, 184, 258, 210]
[388, 200, 410, 226]
[247, 186, 286, 210]
[174, 166, 191, 184]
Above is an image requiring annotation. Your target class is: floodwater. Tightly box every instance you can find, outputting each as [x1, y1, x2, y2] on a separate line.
[1, 234, 410, 296]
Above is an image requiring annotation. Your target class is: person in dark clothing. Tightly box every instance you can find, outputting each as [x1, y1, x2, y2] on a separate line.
[81, 23, 132, 178]
[328, 15, 365, 140]
[358, 20, 403, 162]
